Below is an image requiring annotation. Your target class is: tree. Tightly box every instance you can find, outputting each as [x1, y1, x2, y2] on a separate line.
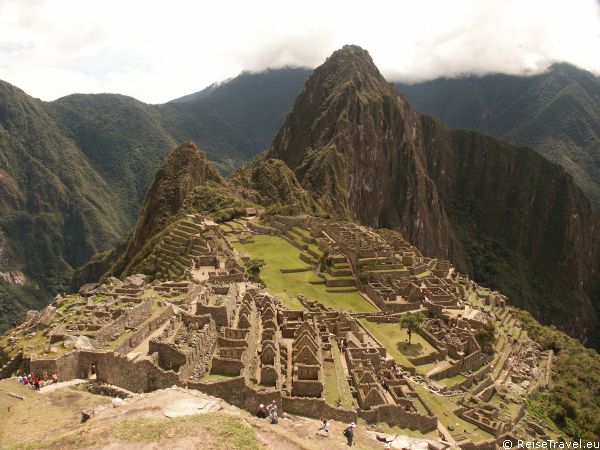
[474, 322, 496, 355]
[244, 258, 266, 276]
[400, 311, 425, 345]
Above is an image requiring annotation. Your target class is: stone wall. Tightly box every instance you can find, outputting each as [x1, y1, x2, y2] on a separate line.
[408, 351, 441, 366]
[211, 358, 243, 375]
[0, 352, 23, 378]
[95, 299, 153, 343]
[196, 305, 229, 327]
[189, 377, 282, 414]
[359, 405, 437, 432]
[460, 439, 497, 450]
[88, 382, 134, 398]
[246, 221, 282, 236]
[149, 340, 187, 371]
[29, 350, 179, 392]
[282, 396, 357, 423]
[116, 305, 175, 353]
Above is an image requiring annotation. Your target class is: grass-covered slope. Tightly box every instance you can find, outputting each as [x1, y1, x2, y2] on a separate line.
[517, 311, 600, 440]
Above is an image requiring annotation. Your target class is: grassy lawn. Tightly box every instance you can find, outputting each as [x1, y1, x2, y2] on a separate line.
[358, 320, 436, 372]
[323, 341, 354, 409]
[412, 383, 494, 442]
[201, 372, 239, 382]
[292, 226, 312, 238]
[232, 234, 375, 313]
[436, 373, 467, 387]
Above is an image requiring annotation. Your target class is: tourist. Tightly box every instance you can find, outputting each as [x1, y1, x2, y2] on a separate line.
[343, 422, 356, 446]
[17, 375, 23, 384]
[267, 400, 278, 424]
[34, 376, 40, 391]
[256, 403, 267, 419]
[317, 418, 329, 436]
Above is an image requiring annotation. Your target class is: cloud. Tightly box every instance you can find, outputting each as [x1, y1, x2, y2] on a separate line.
[0, 0, 598, 103]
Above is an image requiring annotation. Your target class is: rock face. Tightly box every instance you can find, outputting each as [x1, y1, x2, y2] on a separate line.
[266, 46, 453, 259]
[260, 45, 600, 345]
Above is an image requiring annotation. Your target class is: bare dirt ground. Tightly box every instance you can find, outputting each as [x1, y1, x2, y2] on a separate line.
[0, 379, 441, 449]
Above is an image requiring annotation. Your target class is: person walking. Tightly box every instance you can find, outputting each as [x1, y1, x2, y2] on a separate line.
[343, 422, 356, 446]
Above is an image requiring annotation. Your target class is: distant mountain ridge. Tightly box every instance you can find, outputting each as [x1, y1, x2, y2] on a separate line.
[396, 63, 600, 210]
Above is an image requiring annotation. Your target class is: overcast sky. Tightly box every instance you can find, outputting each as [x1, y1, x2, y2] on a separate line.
[1, 0, 599, 104]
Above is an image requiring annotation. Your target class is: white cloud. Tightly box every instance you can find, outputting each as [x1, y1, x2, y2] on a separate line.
[0, 0, 598, 103]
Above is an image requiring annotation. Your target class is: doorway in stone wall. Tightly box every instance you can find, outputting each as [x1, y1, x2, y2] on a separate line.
[87, 362, 97, 380]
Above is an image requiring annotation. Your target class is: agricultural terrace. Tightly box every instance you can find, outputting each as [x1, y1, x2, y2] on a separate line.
[230, 233, 376, 313]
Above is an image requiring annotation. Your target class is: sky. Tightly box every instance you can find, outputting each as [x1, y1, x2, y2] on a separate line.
[1, 0, 599, 104]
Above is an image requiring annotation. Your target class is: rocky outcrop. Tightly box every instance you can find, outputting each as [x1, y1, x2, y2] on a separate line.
[266, 45, 454, 259]
[106, 141, 223, 278]
[230, 157, 320, 215]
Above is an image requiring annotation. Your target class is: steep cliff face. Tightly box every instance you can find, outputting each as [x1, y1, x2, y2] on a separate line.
[397, 64, 600, 209]
[262, 45, 600, 344]
[421, 118, 600, 341]
[267, 46, 454, 258]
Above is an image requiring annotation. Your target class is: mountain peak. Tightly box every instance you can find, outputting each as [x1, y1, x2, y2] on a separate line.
[121, 140, 222, 267]
[317, 44, 384, 85]
[326, 44, 374, 64]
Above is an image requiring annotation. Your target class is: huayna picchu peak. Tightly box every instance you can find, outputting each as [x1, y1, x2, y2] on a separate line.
[1, 41, 600, 448]
[256, 46, 600, 347]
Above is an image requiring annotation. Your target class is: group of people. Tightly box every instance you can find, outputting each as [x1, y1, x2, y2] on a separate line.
[255, 400, 279, 424]
[391, 363, 403, 378]
[16, 371, 58, 390]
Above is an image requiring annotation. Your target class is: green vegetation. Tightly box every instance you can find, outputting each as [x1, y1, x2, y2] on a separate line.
[112, 414, 261, 448]
[517, 310, 600, 441]
[398, 63, 600, 209]
[359, 320, 436, 372]
[323, 340, 354, 409]
[474, 322, 496, 355]
[231, 234, 375, 312]
[399, 311, 425, 344]
[183, 181, 247, 222]
[243, 258, 266, 281]
[201, 372, 238, 382]
[0, 69, 308, 330]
